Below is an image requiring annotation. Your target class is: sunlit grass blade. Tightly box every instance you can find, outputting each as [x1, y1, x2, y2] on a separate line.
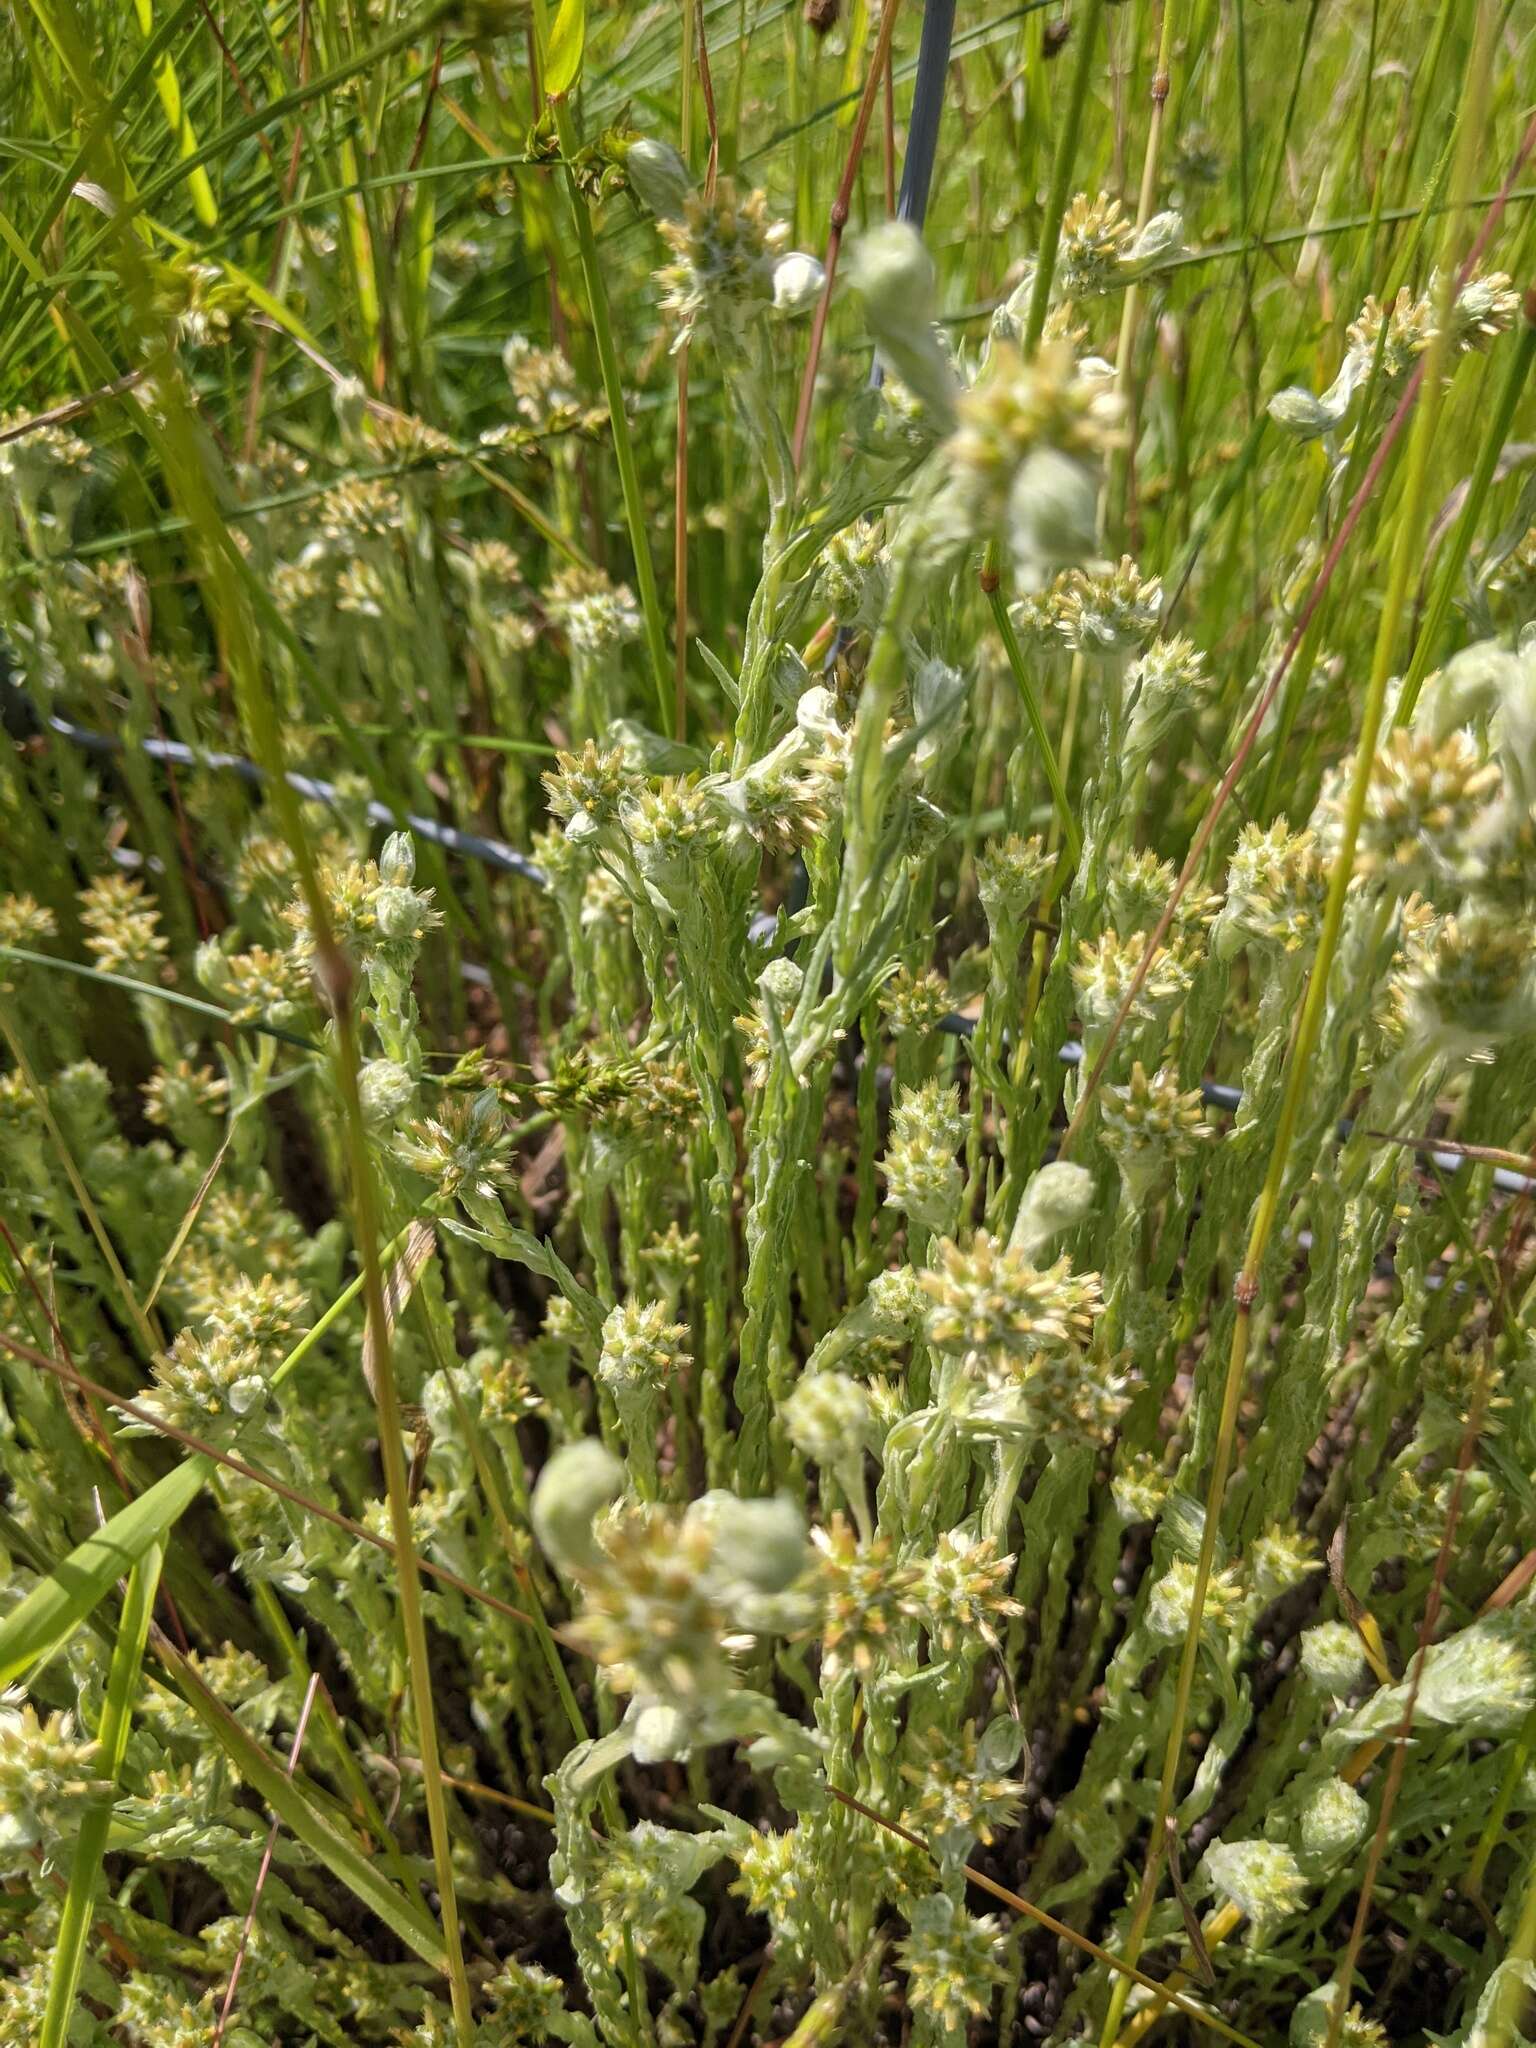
[39, 1541, 162, 2048]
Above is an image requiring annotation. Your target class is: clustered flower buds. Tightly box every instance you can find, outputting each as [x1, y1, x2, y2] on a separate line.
[1270, 268, 1520, 439]
[883, 1078, 967, 1234]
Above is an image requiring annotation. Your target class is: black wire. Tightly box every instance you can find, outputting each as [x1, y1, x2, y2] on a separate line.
[29, 706, 1536, 1202]
[896, 0, 957, 232]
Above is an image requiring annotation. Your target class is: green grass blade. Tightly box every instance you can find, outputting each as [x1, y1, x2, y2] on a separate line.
[0, 1237, 400, 1687]
[40, 1540, 163, 2048]
[0, 946, 322, 1053]
[153, 1633, 449, 1971]
[0, 1458, 205, 1688]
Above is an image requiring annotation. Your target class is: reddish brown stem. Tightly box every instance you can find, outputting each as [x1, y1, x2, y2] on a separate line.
[213, 1671, 322, 2042]
[883, 44, 897, 214]
[390, 36, 445, 251]
[790, 0, 904, 474]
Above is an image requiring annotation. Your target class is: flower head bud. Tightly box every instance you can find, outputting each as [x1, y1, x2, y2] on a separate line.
[1048, 555, 1162, 655]
[1291, 1984, 1389, 2048]
[373, 881, 435, 944]
[141, 1059, 229, 1133]
[1399, 907, 1536, 1062]
[976, 832, 1052, 937]
[503, 334, 584, 432]
[1112, 1449, 1170, 1524]
[358, 1057, 415, 1126]
[1335, 1611, 1535, 1747]
[209, 1274, 308, 1353]
[638, 1221, 701, 1297]
[879, 964, 952, 1038]
[394, 1090, 512, 1215]
[624, 136, 694, 220]
[483, 1958, 569, 2042]
[1106, 849, 1219, 943]
[730, 1825, 816, 1961]
[1448, 268, 1521, 349]
[0, 895, 56, 950]
[1202, 1839, 1308, 1932]
[812, 1516, 924, 1674]
[1126, 634, 1209, 753]
[1249, 1524, 1322, 1604]
[1009, 1346, 1131, 1447]
[712, 730, 840, 858]
[1338, 728, 1502, 899]
[543, 740, 636, 842]
[655, 179, 791, 350]
[1056, 192, 1139, 295]
[883, 1078, 966, 1233]
[598, 1298, 691, 1397]
[918, 1530, 1023, 1654]
[1215, 821, 1327, 961]
[0, 1699, 101, 1877]
[78, 873, 168, 977]
[564, 1493, 810, 1756]
[782, 1370, 873, 1469]
[921, 1231, 1102, 1358]
[1299, 1620, 1368, 1696]
[815, 516, 891, 629]
[847, 222, 959, 428]
[1298, 1777, 1369, 1869]
[127, 1326, 273, 1449]
[1073, 928, 1196, 1039]
[546, 564, 642, 655]
[531, 1439, 625, 1571]
[897, 1893, 1008, 2035]
[1101, 1062, 1212, 1202]
[900, 1721, 1024, 1857]
[945, 341, 1120, 560]
[1146, 1556, 1245, 1643]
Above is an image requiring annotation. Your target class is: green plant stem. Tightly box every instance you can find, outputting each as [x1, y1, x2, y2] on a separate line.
[39, 1543, 162, 2048]
[987, 584, 1082, 860]
[1112, 0, 1181, 413]
[529, 0, 672, 731]
[1022, 0, 1105, 352]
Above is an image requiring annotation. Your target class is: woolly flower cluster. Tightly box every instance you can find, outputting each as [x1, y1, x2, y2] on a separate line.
[0, 1695, 101, 1876]
[921, 1230, 1102, 1358]
[915, 1227, 1125, 1445]
[944, 340, 1123, 585]
[652, 176, 823, 350]
[126, 1274, 308, 1451]
[882, 1077, 967, 1233]
[809, 1516, 1022, 1677]
[532, 1444, 812, 1760]
[1100, 1061, 1212, 1201]
[1013, 554, 1163, 655]
[1269, 268, 1521, 439]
